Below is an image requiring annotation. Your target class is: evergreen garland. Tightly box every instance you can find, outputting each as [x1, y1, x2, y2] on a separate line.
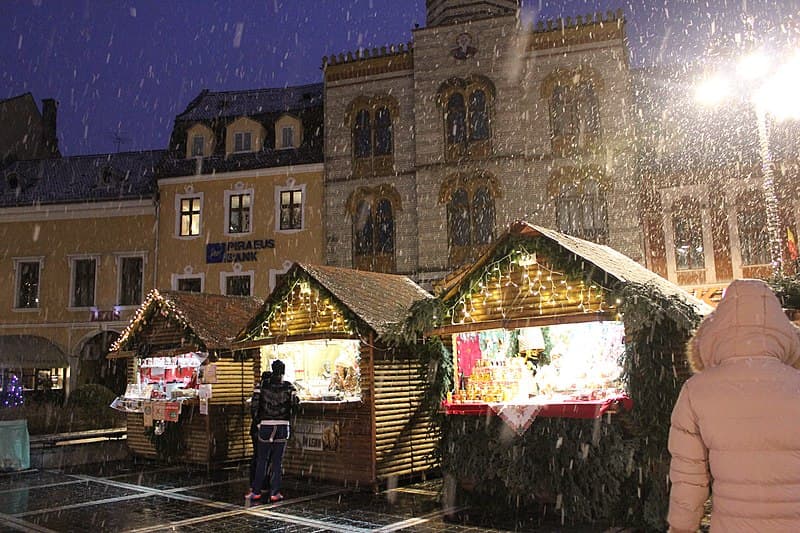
[388, 239, 705, 530]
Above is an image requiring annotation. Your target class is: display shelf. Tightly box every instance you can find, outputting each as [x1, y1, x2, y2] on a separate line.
[442, 394, 632, 419]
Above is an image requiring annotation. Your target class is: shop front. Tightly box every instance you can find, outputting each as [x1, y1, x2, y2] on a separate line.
[237, 263, 436, 488]
[107, 289, 263, 466]
[415, 222, 711, 526]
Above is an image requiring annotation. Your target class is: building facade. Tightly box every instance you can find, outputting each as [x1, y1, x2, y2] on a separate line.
[635, 64, 800, 304]
[0, 93, 60, 165]
[154, 84, 326, 298]
[323, 1, 642, 285]
[0, 151, 162, 394]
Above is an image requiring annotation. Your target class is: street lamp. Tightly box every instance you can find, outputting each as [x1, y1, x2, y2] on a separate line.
[695, 49, 800, 277]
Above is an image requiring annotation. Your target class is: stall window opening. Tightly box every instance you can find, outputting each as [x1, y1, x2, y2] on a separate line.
[451, 322, 624, 404]
[261, 339, 361, 402]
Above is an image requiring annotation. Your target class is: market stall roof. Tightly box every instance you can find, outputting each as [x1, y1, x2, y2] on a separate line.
[0, 335, 69, 369]
[240, 263, 433, 342]
[438, 221, 714, 317]
[110, 289, 264, 355]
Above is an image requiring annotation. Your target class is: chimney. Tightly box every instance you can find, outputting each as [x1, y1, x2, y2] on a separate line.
[41, 98, 59, 157]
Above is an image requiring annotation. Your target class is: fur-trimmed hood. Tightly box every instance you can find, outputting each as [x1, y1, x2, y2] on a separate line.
[687, 279, 800, 373]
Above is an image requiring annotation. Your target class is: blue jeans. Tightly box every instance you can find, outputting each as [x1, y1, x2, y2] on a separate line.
[251, 423, 289, 497]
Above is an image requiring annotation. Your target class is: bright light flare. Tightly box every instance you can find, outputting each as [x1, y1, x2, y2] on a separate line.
[756, 50, 800, 120]
[737, 50, 771, 80]
[694, 74, 731, 107]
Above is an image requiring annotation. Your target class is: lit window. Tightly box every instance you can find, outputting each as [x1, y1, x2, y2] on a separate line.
[280, 189, 303, 230]
[179, 197, 201, 236]
[234, 132, 252, 152]
[191, 135, 204, 157]
[72, 258, 96, 308]
[228, 192, 252, 234]
[15, 260, 41, 309]
[281, 126, 294, 149]
[119, 256, 143, 306]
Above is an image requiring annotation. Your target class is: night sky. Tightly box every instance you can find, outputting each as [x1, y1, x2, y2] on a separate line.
[1, 0, 797, 156]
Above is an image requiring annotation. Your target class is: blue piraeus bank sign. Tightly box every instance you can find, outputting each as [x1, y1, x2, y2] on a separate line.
[206, 239, 275, 263]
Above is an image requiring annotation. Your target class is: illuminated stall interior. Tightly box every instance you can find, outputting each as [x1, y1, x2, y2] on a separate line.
[238, 262, 437, 487]
[432, 222, 709, 412]
[107, 289, 263, 465]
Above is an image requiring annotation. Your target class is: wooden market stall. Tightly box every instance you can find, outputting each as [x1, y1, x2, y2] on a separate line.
[236, 263, 437, 488]
[107, 289, 263, 466]
[420, 221, 711, 526]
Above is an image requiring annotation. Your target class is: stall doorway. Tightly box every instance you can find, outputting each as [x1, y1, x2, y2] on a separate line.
[78, 331, 125, 394]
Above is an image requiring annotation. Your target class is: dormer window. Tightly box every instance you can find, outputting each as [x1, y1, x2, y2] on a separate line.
[225, 117, 264, 156]
[275, 114, 302, 150]
[234, 131, 252, 153]
[191, 135, 205, 157]
[185, 123, 215, 159]
[281, 126, 295, 149]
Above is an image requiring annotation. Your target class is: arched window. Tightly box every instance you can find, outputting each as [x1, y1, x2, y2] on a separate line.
[354, 200, 374, 257]
[673, 197, 705, 271]
[543, 69, 603, 157]
[354, 109, 372, 158]
[448, 188, 471, 247]
[439, 76, 494, 161]
[349, 96, 397, 177]
[469, 90, 489, 141]
[555, 180, 608, 243]
[446, 94, 467, 145]
[348, 185, 400, 273]
[472, 186, 494, 244]
[737, 191, 770, 266]
[441, 173, 499, 267]
[374, 107, 393, 156]
[376, 199, 394, 254]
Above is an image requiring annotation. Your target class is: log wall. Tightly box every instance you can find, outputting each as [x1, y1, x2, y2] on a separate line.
[282, 340, 375, 485]
[373, 341, 438, 480]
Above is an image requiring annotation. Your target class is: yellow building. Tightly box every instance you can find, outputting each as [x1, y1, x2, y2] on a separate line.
[154, 84, 325, 297]
[0, 151, 163, 395]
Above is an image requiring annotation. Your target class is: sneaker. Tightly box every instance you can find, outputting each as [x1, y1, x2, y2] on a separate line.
[269, 493, 284, 502]
[245, 491, 262, 501]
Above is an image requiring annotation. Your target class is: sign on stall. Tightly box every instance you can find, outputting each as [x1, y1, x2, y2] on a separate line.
[292, 421, 340, 451]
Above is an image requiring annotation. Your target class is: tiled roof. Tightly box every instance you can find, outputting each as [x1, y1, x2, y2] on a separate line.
[439, 221, 713, 317]
[245, 263, 432, 339]
[0, 150, 165, 207]
[298, 264, 432, 335]
[156, 145, 322, 179]
[158, 290, 264, 349]
[176, 83, 323, 121]
[115, 289, 264, 352]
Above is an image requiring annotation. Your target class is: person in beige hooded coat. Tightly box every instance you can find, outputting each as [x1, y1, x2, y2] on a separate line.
[667, 278, 800, 532]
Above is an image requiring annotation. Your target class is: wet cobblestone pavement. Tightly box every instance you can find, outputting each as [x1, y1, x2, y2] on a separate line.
[0, 461, 615, 532]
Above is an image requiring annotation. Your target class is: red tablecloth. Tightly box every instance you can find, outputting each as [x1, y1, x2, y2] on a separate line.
[443, 395, 632, 419]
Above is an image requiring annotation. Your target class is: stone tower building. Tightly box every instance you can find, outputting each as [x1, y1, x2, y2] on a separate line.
[323, 1, 642, 286]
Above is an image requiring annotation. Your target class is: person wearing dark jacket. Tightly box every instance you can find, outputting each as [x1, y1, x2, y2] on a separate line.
[248, 370, 271, 489]
[245, 359, 298, 503]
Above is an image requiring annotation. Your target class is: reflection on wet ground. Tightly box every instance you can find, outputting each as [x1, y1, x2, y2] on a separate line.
[0, 461, 615, 532]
